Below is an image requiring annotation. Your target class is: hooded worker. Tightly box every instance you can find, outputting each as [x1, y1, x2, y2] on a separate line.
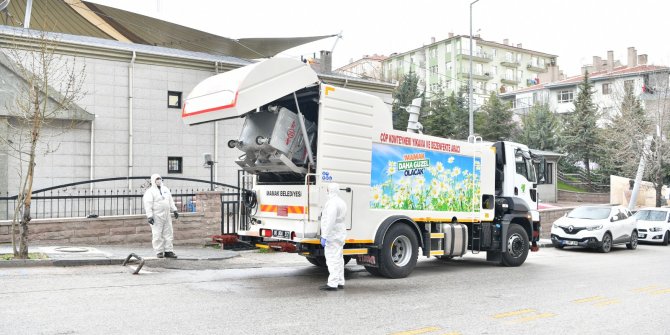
[319, 182, 348, 291]
[143, 174, 179, 258]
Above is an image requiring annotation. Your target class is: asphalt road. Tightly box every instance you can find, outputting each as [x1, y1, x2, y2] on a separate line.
[1, 243, 669, 335]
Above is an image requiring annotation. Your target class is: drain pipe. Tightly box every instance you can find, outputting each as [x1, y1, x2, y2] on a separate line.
[128, 51, 136, 190]
[90, 114, 96, 192]
[213, 61, 221, 185]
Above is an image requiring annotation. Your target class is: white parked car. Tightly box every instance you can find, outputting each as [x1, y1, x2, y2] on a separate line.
[550, 205, 638, 253]
[633, 207, 670, 245]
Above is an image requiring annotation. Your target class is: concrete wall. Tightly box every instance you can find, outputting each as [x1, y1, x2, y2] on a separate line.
[0, 191, 224, 246]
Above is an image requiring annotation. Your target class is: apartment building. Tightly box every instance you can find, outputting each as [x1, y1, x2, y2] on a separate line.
[381, 34, 559, 107]
[502, 47, 669, 119]
[334, 54, 387, 81]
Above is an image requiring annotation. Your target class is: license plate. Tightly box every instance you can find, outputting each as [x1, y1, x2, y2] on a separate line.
[272, 230, 292, 239]
[564, 240, 578, 246]
[639, 234, 646, 239]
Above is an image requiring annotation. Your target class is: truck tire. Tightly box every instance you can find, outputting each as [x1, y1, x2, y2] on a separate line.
[501, 223, 529, 267]
[307, 255, 351, 267]
[306, 256, 327, 267]
[378, 224, 419, 278]
[365, 266, 383, 277]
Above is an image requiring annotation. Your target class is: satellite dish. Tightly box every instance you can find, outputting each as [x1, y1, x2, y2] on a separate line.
[0, 0, 9, 12]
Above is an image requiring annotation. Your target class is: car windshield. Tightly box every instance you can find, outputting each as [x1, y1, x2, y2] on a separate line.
[567, 206, 611, 220]
[634, 210, 667, 221]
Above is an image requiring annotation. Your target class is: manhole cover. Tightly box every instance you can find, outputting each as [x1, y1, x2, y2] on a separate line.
[54, 247, 90, 253]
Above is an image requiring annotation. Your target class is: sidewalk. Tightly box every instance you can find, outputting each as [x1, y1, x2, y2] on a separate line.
[0, 244, 239, 268]
[0, 239, 556, 268]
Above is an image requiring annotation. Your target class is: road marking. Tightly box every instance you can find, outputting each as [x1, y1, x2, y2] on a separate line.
[512, 312, 557, 323]
[651, 288, 670, 295]
[593, 299, 620, 307]
[572, 296, 607, 303]
[492, 309, 535, 319]
[390, 326, 441, 335]
[632, 285, 659, 293]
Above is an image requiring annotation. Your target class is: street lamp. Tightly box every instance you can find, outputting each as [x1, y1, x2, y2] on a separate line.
[469, 0, 480, 138]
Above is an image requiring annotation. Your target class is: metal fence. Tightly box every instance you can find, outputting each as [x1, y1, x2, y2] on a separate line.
[1, 177, 241, 235]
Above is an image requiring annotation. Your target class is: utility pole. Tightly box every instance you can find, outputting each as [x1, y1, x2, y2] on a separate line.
[469, 0, 480, 138]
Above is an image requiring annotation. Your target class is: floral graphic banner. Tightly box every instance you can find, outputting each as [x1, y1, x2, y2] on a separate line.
[370, 143, 481, 212]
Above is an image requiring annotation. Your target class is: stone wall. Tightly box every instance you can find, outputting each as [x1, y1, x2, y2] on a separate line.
[539, 207, 574, 239]
[557, 190, 610, 204]
[0, 191, 224, 246]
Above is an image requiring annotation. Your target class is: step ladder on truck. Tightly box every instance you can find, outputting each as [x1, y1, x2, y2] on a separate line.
[181, 58, 545, 278]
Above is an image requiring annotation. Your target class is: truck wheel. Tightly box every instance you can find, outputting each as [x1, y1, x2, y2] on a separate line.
[599, 233, 612, 253]
[378, 224, 418, 278]
[365, 266, 382, 277]
[501, 224, 529, 267]
[626, 231, 638, 250]
[306, 256, 327, 267]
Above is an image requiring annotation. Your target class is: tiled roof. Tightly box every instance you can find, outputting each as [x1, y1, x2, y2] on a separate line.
[547, 64, 670, 88]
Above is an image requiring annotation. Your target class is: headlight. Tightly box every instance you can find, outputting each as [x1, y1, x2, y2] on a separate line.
[552, 223, 560, 229]
[649, 227, 663, 232]
[587, 225, 603, 231]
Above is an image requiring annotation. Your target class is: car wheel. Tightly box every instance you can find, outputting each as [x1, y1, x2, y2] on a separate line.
[552, 241, 564, 249]
[599, 233, 612, 253]
[663, 231, 669, 246]
[626, 231, 638, 250]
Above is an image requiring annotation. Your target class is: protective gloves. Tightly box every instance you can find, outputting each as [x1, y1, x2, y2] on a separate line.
[173, 211, 179, 219]
[320, 238, 326, 247]
[148, 217, 154, 225]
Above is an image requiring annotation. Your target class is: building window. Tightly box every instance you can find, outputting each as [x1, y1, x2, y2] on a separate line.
[445, 61, 452, 72]
[602, 83, 611, 95]
[535, 162, 553, 184]
[167, 157, 183, 174]
[491, 65, 498, 75]
[624, 80, 635, 92]
[492, 49, 497, 58]
[168, 91, 182, 109]
[557, 90, 574, 103]
[446, 43, 452, 53]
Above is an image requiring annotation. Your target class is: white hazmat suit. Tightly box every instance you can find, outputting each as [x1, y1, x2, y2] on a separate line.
[143, 174, 178, 257]
[320, 183, 348, 289]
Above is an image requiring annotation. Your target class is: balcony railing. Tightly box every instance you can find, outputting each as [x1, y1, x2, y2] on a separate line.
[526, 63, 547, 72]
[500, 58, 520, 67]
[460, 50, 493, 62]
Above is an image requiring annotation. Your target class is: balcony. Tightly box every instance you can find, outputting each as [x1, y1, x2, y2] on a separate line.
[460, 50, 493, 62]
[457, 69, 492, 81]
[526, 63, 548, 72]
[501, 75, 519, 85]
[500, 58, 519, 67]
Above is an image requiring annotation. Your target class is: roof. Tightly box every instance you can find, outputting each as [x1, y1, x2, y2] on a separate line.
[502, 64, 670, 96]
[529, 149, 565, 158]
[0, 0, 334, 59]
[384, 34, 557, 61]
[546, 64, 670, 89]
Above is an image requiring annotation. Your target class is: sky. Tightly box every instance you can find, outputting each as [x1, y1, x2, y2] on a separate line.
[88, 0, 670, 77]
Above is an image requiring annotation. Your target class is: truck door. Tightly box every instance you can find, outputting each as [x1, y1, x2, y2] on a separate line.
[513, 149, 539, 209]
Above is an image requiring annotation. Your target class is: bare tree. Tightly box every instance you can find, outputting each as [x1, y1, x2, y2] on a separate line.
[598, 70, 670, 206]
[0, 30, 86, 258]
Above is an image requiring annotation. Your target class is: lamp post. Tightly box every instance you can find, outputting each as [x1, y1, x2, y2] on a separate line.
[469, 0, 480, 137]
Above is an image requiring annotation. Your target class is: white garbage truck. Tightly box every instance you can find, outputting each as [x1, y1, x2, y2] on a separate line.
[182, 58, 544, 278]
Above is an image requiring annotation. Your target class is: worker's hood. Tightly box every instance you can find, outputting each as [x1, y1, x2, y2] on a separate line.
[151, 174, 162, 187]
[182, 58, 319, 126]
